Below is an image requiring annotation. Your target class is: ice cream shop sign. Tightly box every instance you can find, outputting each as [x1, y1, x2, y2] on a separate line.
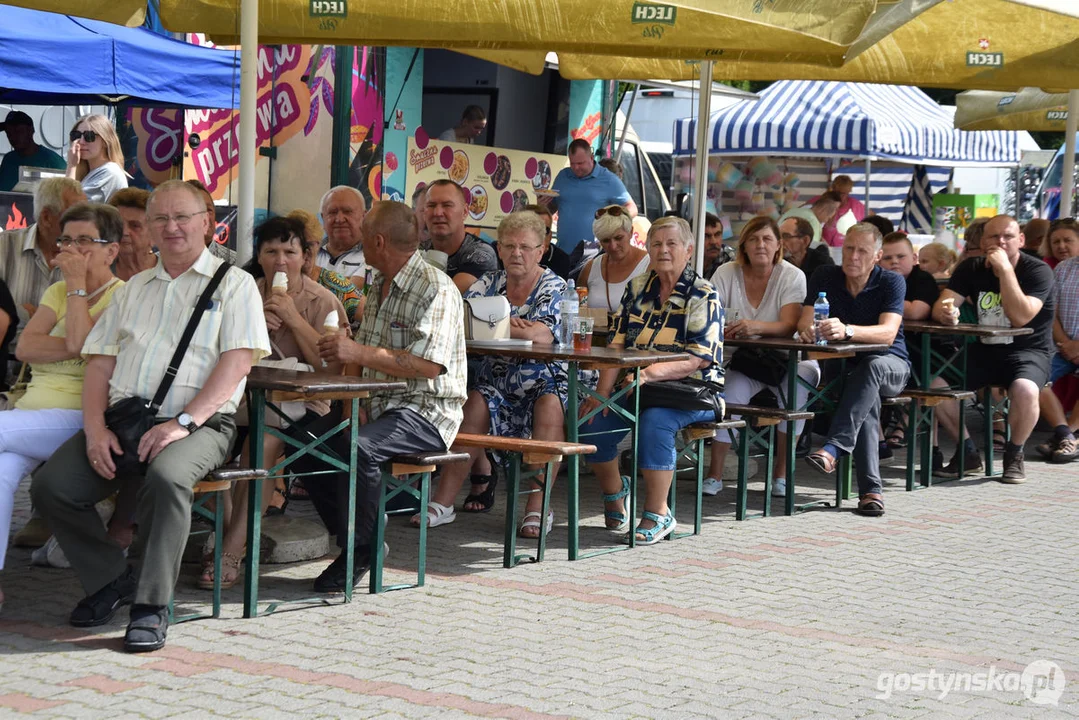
[183, 43, 313, 197]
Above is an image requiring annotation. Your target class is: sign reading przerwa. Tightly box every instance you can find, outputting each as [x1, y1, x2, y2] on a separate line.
[632, 3, 677, 25]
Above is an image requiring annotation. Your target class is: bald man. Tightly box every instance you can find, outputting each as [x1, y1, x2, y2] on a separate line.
[933, 214, 1056, 484]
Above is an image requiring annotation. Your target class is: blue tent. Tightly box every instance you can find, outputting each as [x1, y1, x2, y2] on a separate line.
[0, 5, 240, 108]
[673, 81, 1020, 166]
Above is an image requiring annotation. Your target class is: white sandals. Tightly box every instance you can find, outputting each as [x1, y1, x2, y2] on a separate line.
[410, 501, 456, 528]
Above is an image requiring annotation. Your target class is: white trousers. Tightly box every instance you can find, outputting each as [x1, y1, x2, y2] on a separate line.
[719, 360, 821, 443]
[0, 408, 84, 570]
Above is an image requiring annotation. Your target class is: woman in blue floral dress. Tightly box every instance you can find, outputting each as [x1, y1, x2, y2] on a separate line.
[413, 212, 568, 538]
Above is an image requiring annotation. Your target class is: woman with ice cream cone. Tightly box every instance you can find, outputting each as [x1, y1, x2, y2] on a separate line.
[197, 217, 348, 590]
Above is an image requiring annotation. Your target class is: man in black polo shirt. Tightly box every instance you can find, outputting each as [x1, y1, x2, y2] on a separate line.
[879, 232, 980, 476]
[933, 214, 1056, 483]
[780, 211, 833, 282]
[423, 179, 498, 292]
[798, 223, 910, 517]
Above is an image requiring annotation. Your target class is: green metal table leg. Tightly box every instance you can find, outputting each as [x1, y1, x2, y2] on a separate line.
[243, 389, 266, 619]
[736, 430, 750, 521]
[984, 389, 995, 477]
[212, 489, 223, 618]
[536, 461, 553, 561]
[785, 353, 799, 517]
[566, 363, 580, 560]
[370, 470, 388, 595]
[957, 399, 967, 479]
[920, 403, 933, 488]
[762, 426, 774, 518]
[345, 397, 359, 603]
[627, 372, 640, 549]
[503, 453, 521, 568]
[693, 437, 703, 534]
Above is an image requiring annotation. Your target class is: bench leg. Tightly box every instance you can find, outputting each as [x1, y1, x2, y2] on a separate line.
[535, 462, 554, 561]
[503, 453, 521, 569]
[836, 454, 853, 508]
[736, 430, 750, 521]
[905, 402, 918, 492]
[762, 426, 775, 518]
[370, 473, 388, 594]
[693, 438, 703, 534]
[212, 489, 223, 618]
[919, 404, 933, 489]
[957, 399, 967, 479]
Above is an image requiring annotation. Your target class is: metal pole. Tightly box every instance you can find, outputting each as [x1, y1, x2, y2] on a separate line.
[692, 61, 713, 275]
[1060, 89, 1079, 217]
[330, 46, 354, 187]
[864, 157, 872, 213]
[236, 0, 258, 265]
[615, 84, 639, 164]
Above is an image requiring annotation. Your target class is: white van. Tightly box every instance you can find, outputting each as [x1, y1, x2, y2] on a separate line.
[612, 111, 671, 221]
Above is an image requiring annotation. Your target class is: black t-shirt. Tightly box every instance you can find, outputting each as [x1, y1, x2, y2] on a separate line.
[800, 243, 835, 283]
[542, 243, 572, 280]
[905, 265, 940, 306]
[804, 265, 908, 363]
[447, 233, 498, 281]
[0, 279, 18, 391]
[947, 253, 1055, 354]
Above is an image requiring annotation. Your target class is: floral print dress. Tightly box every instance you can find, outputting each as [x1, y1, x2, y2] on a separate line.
[466, 268, 568, 439]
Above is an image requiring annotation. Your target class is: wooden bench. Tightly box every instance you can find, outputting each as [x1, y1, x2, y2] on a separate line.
[453, 433, 596, 567]
[172, 467, 268, 625]
[898, 387, 978, 490]
[370, 450, 472, 593]
[704, 404, 815, 520]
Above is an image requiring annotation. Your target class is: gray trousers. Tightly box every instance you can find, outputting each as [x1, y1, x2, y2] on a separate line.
[30, 415, 235, 606]
[826, 354, 910, 497]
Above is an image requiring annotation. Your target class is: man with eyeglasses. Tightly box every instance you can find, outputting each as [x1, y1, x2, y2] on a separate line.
[779, 210, 833, 281]
[0, 176, 86, 335]
[423, 179, 497, 293]
[31, 179, 270, 653]
[546, 138, 637, 273]
[317, 185, 368, 290]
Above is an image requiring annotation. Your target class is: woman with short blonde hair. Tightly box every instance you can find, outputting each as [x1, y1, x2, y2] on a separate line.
[579, 205, 650, 312]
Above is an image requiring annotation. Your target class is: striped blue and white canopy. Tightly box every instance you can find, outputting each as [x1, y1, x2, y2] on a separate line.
[673, 80, 1020, 167]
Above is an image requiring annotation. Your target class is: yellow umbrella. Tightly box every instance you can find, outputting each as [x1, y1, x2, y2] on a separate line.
[0, 0, 147, 26]
[554, 0, 1079, 90]
[158, 0, 889, 67]
[955, 88, 1069, 132]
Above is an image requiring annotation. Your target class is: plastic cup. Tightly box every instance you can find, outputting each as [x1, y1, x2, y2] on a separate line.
[573, 315, 594, 351]
[426, 250, 449, 271]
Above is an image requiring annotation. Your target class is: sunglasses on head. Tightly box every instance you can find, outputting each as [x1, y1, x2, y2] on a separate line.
[594, 205, 628, 220]
[70, 130, 98, 143]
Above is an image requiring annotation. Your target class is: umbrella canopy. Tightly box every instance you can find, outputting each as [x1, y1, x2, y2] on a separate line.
[557, 0, 1079, 90]
[0, 6, 241, 107]
[673, 81, 1020, 167]
[955, 88, 1069, 131]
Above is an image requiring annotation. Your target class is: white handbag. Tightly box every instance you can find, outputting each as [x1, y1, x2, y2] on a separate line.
[464, 296, 511, 341]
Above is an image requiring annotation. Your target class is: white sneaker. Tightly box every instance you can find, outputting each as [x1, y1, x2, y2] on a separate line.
[771, 478, 787, 497]
[702, 477, 723, 496]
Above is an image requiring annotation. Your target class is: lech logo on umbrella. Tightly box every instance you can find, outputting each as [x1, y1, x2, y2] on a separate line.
[310, 0, 347, 17]
[631, 3, 677, 25]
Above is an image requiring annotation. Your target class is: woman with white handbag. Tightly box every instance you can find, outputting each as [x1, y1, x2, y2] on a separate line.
[0, 203, 125, 610]
[413, 212, 569, 538]
[198, 217, 348, 590]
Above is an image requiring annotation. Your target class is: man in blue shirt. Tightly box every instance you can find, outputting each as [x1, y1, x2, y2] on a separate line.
[547, 139, 636, 268]
[798, 223, 910, 517]
[0, 112, 65, 192]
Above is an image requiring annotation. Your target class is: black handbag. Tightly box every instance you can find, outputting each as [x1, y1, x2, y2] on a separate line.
[103, 263, 231, 475]
[728, 346, 788, 387]
[637, 377, 726, 421]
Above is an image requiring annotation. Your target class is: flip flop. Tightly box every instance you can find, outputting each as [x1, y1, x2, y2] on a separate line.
[855, 497, 885, 517]
[806, 450, 837, 475]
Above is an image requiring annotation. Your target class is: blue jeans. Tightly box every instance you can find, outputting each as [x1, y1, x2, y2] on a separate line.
[1050, 353, 1078, 384]
[581, 401, 717, 471]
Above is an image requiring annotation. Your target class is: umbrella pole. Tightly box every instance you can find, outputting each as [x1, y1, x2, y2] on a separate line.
[692, 61, 713, 276]
[237, 0, 258, 265]
[1061, 90, 1078, 218]
[864, 158, 872, 213]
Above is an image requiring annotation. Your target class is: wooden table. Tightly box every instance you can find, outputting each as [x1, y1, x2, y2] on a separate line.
[903, 321, 1034, 475]
[724, 337, 892, 516]
[466, 341, 692, 559]
[244, 367, 406, 617]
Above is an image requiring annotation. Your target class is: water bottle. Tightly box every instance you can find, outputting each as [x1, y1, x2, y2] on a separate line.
[561, 280, 579, 347]
[813, 291, 829, 346]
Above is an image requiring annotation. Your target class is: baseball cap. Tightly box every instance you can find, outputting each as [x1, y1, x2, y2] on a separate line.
[0, 110, 33, 131]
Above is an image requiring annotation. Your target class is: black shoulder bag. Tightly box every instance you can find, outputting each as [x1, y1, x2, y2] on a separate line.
[634, 301, 725, 421]
[103, 263, 231, 475]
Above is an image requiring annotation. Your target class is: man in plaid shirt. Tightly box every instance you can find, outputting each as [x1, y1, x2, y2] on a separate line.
[314, 200, 467, 592]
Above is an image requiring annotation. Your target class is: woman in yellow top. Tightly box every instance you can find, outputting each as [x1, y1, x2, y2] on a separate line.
[1, 203, 124, 610]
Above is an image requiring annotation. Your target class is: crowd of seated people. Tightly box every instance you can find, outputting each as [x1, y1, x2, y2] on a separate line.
[0, 148, 1076, 655]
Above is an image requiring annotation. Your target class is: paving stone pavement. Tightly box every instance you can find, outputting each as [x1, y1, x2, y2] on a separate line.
[1, 441, 1077, 719]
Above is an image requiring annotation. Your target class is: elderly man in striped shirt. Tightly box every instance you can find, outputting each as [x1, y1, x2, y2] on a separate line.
[31, 180, 270, 653]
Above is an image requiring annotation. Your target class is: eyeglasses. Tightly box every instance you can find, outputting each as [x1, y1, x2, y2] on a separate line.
[69, 130, 98, 143]
[498, 243, 542, 254]
[57, 235, 111, 248]
[594, 205, 628, 220]
[149, 210, 207, 228]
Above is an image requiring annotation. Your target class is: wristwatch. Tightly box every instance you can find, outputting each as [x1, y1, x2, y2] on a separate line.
[176, 412, 199, 434]
[844, 324, 855, 341]
[66, 288, 88, 298]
